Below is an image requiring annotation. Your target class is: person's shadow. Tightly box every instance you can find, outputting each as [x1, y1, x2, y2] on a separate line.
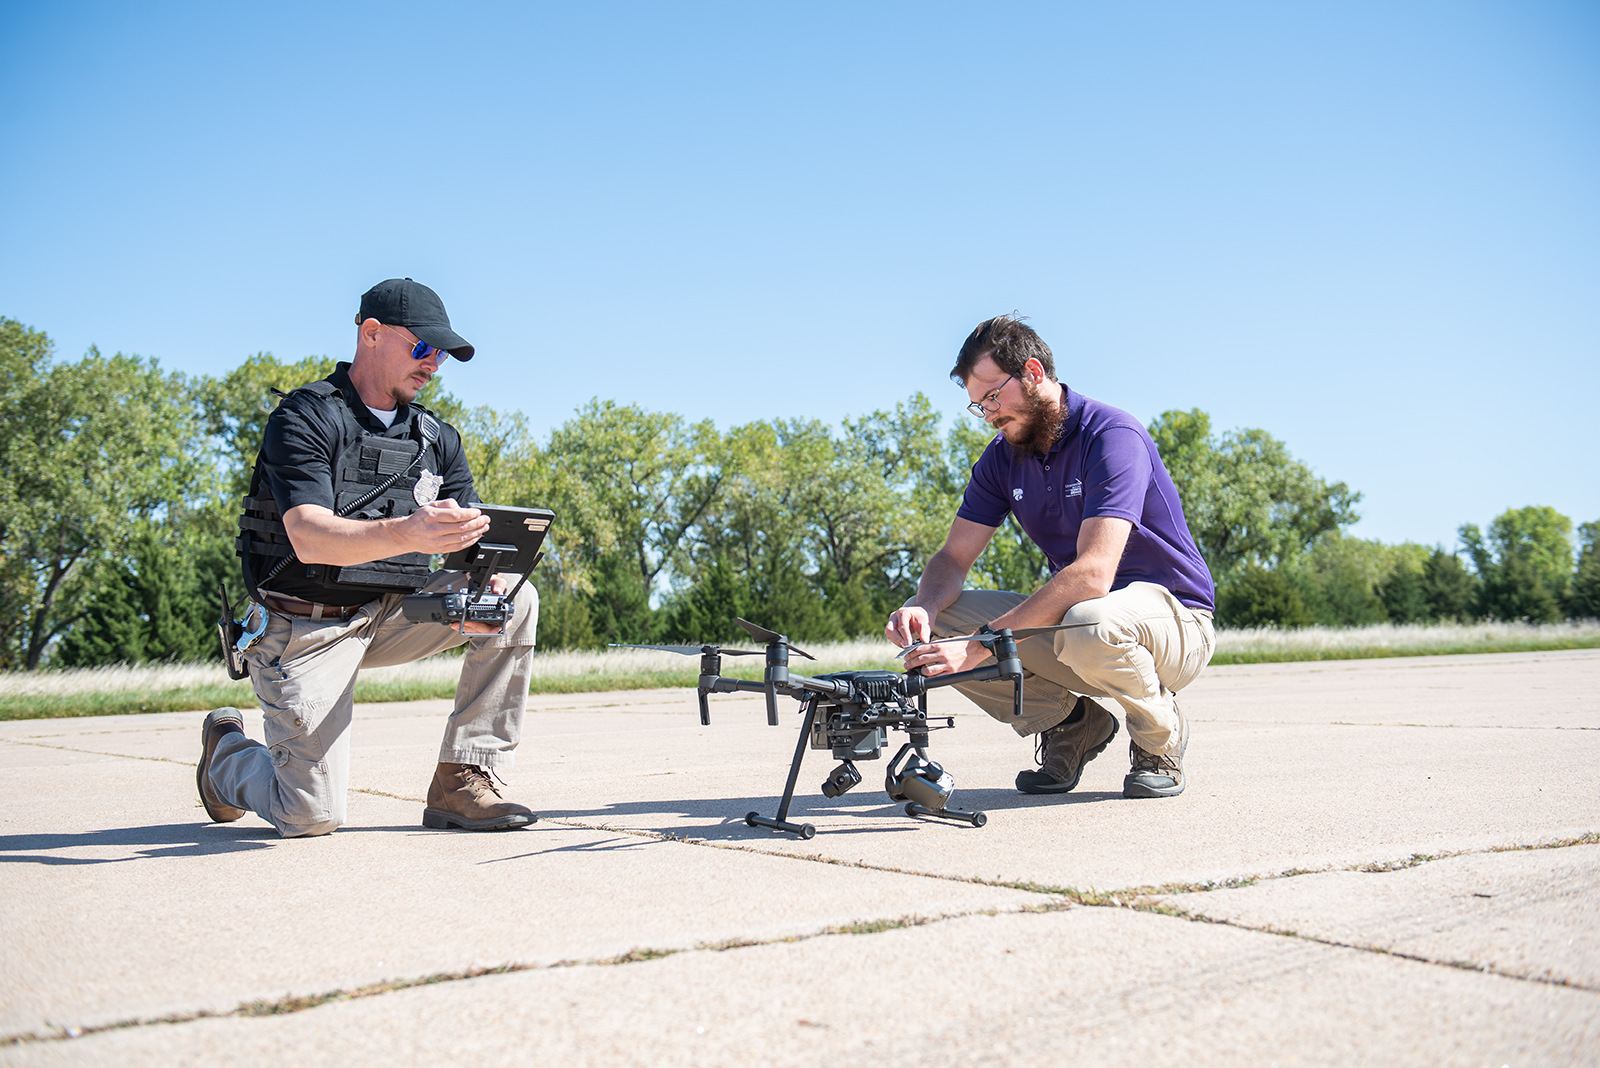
[0, 785, 1124, 863]
[0, 821, 419, 865]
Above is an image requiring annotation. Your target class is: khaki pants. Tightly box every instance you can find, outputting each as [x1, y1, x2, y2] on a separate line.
[926, 582, 1213, 755]
[209, 571, 539, 837]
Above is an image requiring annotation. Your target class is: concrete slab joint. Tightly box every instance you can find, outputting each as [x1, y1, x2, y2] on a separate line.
[0, 649, 1596, 1064]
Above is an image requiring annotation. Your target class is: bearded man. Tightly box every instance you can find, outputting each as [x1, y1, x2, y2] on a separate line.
[886, 315, 1216, 798]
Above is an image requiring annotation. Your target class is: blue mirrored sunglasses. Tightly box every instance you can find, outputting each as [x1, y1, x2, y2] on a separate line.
[385, 324, 450, 363]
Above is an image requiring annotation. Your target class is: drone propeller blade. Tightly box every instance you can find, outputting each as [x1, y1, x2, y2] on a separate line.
[733, 618, 816, 660]
[894, 621, 1098, 657]
[733, 617, 780, 643]
[608, 643, 764, 656]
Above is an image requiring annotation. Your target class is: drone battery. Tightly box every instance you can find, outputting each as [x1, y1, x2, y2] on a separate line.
[811, 714, 887, 759]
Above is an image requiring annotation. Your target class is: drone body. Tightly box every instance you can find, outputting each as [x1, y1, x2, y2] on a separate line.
[615, 618, 1041, 838]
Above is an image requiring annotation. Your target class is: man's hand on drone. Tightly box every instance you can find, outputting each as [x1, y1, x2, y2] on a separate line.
[884, 606, 932, 650]
[901, 637, 988, 677]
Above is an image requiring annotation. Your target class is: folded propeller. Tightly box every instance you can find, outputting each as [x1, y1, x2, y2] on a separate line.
[895, 620, 1096, 658]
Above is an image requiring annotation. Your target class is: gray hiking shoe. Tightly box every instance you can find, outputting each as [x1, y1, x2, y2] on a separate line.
[1123, 701, 1189, 798]
[197, 707, 246, 823]
[1016, 698, 1120, 795]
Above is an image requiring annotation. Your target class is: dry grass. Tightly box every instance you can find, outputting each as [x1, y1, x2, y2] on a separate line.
[1210, 619, 1600, 664]
[0, 639, 904, 719]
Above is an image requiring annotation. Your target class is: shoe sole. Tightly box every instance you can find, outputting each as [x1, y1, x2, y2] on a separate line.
[197, 710, 247, 823]
[1016, 716, 1121, 795]
[1124, 703, 1188, 798]
[421, 807, 538, 831]
[1122, 775, 1184, 799]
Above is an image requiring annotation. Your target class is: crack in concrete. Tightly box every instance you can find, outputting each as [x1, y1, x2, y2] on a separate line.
[0, 901, 1065, 1049]
[3, 737, 1595, 1047]
[1132, 906, 1600, 994]
[526, 817, 1600, 998]
[0, 735, 194, 767]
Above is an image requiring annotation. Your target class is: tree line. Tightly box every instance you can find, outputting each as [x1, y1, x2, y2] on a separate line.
[2, 317, 1596, 670]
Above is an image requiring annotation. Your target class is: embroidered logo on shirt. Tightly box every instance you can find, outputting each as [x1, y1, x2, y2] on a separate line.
[1012, 487, 1024, 501]
[1065, 479, 1083, 498]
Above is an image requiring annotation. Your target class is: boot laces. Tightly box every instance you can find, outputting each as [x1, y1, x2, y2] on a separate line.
[464, 765, 504, 799]
[1033, 721, 1062, 768]
[1131, 743, 1178, 775]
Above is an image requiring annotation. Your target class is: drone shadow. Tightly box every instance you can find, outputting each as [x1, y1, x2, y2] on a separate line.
[539, 783, 1126, 844]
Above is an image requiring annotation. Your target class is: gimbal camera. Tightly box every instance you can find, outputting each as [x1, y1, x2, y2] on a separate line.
[618, 618, 1047, 839]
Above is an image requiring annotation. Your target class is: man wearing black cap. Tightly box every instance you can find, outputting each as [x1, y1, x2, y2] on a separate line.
[196, 278, 541, 837]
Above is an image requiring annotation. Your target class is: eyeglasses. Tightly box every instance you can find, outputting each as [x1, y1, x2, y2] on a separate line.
[966, 374, 1014, 417]
[385, 324, 450, 363]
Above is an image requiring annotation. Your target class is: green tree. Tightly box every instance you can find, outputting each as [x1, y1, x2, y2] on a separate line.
[1567, 520, 1600, 619]
[194, 352, 337, 502]
[499, 401, 723, 646]
[1461, 506, 1573, 622]
[1376, 542, 1432, 623]
[1492, 506, 1573, 606]
[1284, 534, 1393, 626]
[1216, 564, 1312, 628]
[0, 320, 54, 658]
[677, 418, 845, 641]
[1148, 409, 1360, 582]
[1420, 548, 1478, 621]
[669, 396, 964, 642]
[56, 515, 236, 665]
[0, 327, 199, 668]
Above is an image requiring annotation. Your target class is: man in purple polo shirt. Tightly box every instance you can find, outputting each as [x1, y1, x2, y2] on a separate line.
[887, 315, 1216, 798]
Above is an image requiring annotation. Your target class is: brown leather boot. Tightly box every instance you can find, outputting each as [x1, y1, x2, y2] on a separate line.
[422, 763, 537, 831]
[197, 708, 247, 823]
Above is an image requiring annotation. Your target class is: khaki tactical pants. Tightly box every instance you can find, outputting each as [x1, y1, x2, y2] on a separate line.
[208, 570, 539, 837]
[926, 582, 1214, 755]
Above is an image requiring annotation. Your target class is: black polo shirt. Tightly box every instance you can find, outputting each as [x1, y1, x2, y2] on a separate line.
[255, 363, 476, 605]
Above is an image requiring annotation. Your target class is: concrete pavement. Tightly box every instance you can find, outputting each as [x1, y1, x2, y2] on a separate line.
[1, 649, 1596, 1065]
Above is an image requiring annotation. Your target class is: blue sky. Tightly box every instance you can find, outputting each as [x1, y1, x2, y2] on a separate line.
[2, 1, 1596, 549]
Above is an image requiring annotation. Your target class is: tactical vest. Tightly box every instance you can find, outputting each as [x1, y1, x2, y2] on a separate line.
[236, 379, 443, 600]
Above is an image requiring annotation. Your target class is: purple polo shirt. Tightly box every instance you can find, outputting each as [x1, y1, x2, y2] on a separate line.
[957, 385, 1215, 611]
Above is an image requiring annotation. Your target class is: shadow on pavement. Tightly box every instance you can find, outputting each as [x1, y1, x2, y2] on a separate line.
[521, 786, 1124, 846]
[0, 821, 443, 864]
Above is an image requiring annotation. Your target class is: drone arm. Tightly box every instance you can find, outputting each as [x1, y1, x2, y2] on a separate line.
[703, 676, 768, 696]
[909, 661, 1014, 693]
[780, 672, 855, 700]
[909, 630, 1025, 715]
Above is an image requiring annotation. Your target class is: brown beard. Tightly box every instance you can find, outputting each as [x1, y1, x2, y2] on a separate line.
[1010, 380, 1066, 456]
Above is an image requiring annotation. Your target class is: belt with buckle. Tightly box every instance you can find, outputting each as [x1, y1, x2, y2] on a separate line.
[259, 593, 360, 621]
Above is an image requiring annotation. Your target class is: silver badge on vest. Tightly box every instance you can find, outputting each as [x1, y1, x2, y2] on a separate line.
[414, 468, 444, 506]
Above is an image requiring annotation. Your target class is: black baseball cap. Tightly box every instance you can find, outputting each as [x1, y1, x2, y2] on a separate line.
[356, 278, 475, 361]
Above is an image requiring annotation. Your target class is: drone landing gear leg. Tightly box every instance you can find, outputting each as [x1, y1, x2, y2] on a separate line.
[746, 695, 820, 840]
[904, 802, 988, 827]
